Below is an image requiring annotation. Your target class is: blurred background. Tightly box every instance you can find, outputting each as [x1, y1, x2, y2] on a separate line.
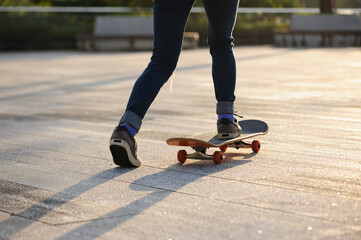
[0, 0, 360, 51]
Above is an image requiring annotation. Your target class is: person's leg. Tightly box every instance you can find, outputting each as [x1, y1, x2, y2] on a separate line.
[202, 0, 240, 139]
[110, 0, 195, 167]
[120, 0, 195, 133]
[202, 0, 239, 117]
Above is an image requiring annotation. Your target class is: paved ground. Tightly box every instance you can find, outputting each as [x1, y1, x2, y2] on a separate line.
[0, 46, 360, 240]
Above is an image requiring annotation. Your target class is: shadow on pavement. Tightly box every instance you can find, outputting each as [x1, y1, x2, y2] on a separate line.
[56, 154, 253, 239]
[0, 168, 134, 239]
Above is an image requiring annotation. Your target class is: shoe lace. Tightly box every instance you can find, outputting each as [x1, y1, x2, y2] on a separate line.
[234, 112, 243, 119]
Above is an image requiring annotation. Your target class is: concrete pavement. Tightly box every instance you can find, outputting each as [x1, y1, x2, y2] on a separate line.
[0, 46, 360, 239]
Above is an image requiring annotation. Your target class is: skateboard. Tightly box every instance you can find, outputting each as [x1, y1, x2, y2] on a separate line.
[166, 119, 268, 165]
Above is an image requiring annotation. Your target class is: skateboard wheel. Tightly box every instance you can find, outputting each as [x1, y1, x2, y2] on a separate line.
[177, 150, 187, 164]
[213, 151, 223, 165]
[219, 145, 227, 152]
[252, 140, 261, 153]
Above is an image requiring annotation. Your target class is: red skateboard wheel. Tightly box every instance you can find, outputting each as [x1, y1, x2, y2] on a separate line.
[177, 150, 187, 164]
[219, 145, 227, 152]
[213, 151, 223, 164]
[251, 140, 261, 153]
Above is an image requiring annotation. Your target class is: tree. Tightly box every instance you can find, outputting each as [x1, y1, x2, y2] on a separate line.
[319, 0, 335, 14]
[0, 0, 303, 7]
[239, 0, 303, 8]
[0, 0, 34, 6]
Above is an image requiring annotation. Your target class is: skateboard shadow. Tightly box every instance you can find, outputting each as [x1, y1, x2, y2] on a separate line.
[56, 154, 253, 239]
[223, 152, 258, 161]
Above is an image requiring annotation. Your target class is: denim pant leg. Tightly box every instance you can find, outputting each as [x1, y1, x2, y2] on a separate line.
[202, 0, 239, 114]
[120, 0, 195, 130]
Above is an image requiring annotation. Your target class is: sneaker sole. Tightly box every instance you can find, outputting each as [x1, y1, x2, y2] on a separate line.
[109, 139, 141, 167]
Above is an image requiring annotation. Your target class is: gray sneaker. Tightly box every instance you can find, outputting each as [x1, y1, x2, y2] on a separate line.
[109, 126, 141, 167]
[217, 118, 242, 139]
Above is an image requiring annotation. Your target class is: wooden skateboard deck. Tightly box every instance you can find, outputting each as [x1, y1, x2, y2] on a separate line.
[166, 119, 268, 164]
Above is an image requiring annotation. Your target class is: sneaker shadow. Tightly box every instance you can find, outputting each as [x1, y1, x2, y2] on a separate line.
[56, 152, 254, 239]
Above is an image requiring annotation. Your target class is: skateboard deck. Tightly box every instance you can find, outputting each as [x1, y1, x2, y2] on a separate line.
[166, 119, 268, 164]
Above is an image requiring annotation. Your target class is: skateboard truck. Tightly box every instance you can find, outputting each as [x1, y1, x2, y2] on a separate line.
[177, 148, 223, 165]
[177, 140, 261, 165]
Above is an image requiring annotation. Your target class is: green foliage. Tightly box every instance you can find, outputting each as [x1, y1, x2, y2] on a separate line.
[0, 0, 152, 6]
[0, 12, 93, 50]
[1, 0, 359, 8]
[238, 0, 303, 7]
[1, 0, 302, 7]
[0, 0, 33, 6]
[336, 0, 361, 8]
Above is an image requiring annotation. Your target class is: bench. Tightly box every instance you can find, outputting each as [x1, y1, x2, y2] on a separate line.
[77, 16, 199, 51]
[274, 15, 361, 47]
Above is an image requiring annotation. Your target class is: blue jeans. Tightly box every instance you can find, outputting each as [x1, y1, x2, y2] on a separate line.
[121, 0, 239, 130]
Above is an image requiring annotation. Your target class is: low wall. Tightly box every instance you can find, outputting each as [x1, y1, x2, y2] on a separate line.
[274, 15, 361, 47]
[77, 16, 199, 51]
